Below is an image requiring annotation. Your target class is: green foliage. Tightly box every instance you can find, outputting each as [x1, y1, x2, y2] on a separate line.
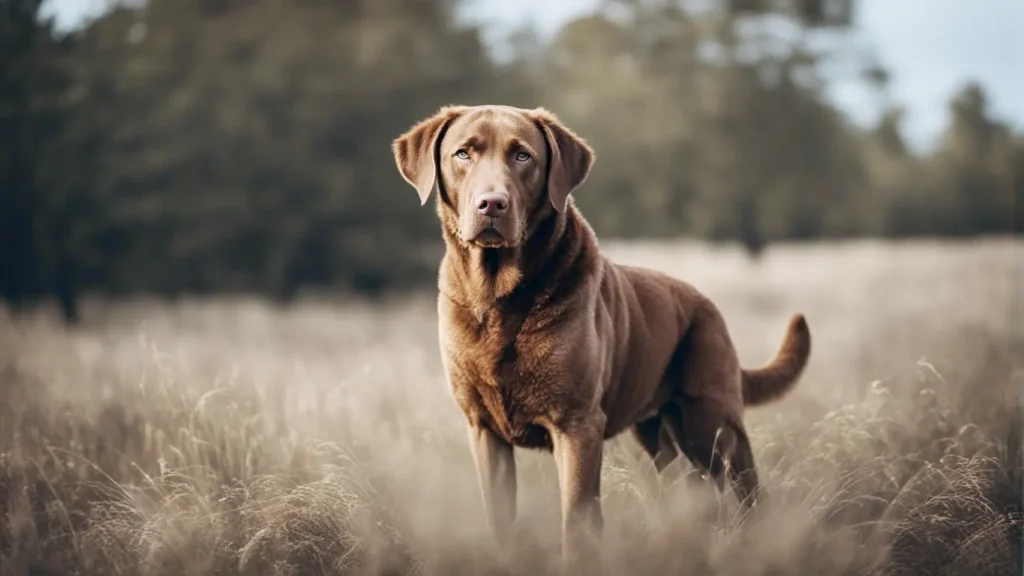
[1, 0, 1021, 313]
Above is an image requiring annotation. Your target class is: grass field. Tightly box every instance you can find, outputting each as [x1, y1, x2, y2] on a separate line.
[1, 239, 1021, 576]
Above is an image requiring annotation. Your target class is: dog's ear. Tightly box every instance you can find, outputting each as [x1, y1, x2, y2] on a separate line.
[530, 108, 595, 212]
[392, 106, 467, 205]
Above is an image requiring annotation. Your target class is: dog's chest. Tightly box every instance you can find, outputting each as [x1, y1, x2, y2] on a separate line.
[443, 306, 560, 450]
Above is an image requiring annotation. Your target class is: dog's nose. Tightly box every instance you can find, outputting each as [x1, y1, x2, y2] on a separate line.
[476, 192, 509, 217]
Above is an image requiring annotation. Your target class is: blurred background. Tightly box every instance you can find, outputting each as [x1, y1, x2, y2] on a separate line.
[2, 3, 1022, 574]
[2, 0, 1022, 321]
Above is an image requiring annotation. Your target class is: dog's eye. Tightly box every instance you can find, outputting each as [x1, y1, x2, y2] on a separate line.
[455, 149, 470, 160]
[514, 151, 531, 163]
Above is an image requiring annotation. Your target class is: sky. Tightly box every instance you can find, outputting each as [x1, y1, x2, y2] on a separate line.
[41, 0, 1024, 152]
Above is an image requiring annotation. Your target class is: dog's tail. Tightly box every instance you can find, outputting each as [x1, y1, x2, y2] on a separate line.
[742, 313, 811, 407]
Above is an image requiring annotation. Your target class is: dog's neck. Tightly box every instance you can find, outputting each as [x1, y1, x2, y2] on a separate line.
[439, 200, 597, 317]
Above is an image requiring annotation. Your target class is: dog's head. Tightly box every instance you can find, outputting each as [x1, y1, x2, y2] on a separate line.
[392, 105, 594, 249]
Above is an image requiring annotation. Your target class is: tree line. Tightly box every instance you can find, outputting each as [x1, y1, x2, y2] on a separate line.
[2, 0, 1021, 322]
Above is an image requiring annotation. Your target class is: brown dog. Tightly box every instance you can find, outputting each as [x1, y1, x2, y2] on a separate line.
[391, 105, 811, 562]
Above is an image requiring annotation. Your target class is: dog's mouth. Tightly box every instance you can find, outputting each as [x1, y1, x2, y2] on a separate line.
[472, 226, 506, 248]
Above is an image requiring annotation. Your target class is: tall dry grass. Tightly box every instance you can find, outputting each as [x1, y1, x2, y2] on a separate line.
[1, 239, 1021, 576]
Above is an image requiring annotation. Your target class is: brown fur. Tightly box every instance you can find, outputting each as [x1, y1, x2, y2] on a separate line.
[392, 104, 812, 563]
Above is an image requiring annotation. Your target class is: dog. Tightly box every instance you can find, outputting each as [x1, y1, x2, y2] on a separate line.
[391, 104, 811, 563]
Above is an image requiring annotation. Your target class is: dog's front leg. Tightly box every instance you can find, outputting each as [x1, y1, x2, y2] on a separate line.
[467, 424, 517, 545]
[550, 413, 606, 567]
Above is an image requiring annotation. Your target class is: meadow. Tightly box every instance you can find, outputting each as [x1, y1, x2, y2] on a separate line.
[1, 239, 1021, 576]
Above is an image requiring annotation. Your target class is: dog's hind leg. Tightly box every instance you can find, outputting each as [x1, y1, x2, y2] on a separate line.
[660, 399, 730, 494]
[662, 398, 763, 510]
[725, 424, 762, 508]
[659, 304, 765, 509]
